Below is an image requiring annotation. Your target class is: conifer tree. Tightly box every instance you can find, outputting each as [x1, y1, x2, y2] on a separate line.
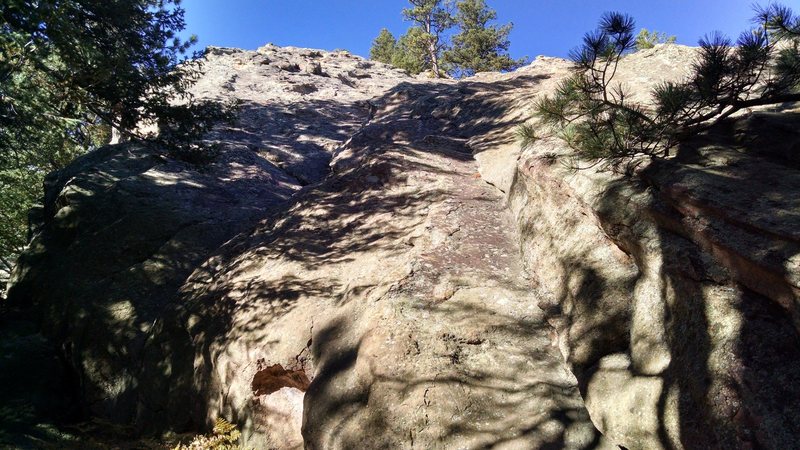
[0, 0, 230, 292]
[1, 0, 227, 149]
[402, 0, 456, 77]
[392, 27, 431, 75]
[526, 6, 800, 167]
[370, 28, 398, 64]
[445, 0, 526, 77]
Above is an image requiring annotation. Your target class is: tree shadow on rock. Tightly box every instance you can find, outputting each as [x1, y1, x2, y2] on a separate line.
[554, 109, 800, 448]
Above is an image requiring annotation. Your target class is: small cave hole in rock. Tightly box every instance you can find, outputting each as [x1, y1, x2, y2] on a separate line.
[251, 363, 310, 447]
[251, 364, 310, 396]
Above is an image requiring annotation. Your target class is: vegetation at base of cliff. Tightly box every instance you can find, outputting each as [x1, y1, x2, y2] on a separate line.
[369, 0, 526, 77]
[0, 0, 233, 294]
[523, 4, 800, 168]
[173, 418, 245, 450]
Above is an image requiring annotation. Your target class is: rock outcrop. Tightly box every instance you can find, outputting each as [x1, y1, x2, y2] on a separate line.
[4, 44, 800, 449]
[507, 47, 800, 450]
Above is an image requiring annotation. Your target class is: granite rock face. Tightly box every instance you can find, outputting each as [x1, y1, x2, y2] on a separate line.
[5, 44, 800, 449]
[506, 46, 800, 450]
[5, 45, 413, 435]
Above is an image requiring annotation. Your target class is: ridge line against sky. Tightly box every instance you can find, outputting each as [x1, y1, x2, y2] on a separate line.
[180, 1, 778, 59]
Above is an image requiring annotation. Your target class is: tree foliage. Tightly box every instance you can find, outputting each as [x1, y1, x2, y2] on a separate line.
[392, 27, 431, 75]
[527, 6, 800, 167]
[445, 0, 527, 77]
[370, 0, 522, 78]
[402, 0, 455, 77]
[369, 26, 430, 75]
[1, 0, 230, 146]
[0, 0, 231, 293]
[370, 28, 397, 65]
[635, 28, 676, 50]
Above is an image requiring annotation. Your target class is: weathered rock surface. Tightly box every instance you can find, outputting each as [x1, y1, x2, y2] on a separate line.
[507, 46, 800, 450]
[4, 44, 800, 449]
[5, 45, 412, 438]
[178, 65, 609, 448]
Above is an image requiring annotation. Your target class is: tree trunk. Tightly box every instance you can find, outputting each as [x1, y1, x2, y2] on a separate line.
[110, 126, 126, 145]
[107, 108, 130, 145]
[425, 18, 441, 78]
[429, 39, 441, 77]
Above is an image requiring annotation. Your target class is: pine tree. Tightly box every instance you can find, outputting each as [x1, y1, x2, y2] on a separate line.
[402, 0, 456, 77]
[392, 27, 430, 75]
[0, 0, 231, 292]
[635, 28, 676, 50]
[445, 0, 526, 77]
[527, 6, 800, 167]
[1, 0, 228, 147]
[370, 28, 397, 64]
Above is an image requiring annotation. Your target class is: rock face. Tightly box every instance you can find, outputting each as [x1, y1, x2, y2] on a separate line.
[511, 128, 800, 449]
[5, 44, 800, 449]
[506, 47, 800, 450]
[4, 45, 411, 439]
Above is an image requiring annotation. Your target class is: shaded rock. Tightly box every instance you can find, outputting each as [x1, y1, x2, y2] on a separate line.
[179, 78, 607, 448]
[305, 62, 326, 76]
[5, 43, 800, 450]
[290, 82, 318, 95]
[504, 47, 800, 449]
[7, 142, 296, 431]
[0, 315, 74, 446]
[4, 45, 414, 437]
[279, 62, 301, 72]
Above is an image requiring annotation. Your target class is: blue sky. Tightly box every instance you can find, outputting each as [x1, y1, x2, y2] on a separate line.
[180, 1, 781, 59]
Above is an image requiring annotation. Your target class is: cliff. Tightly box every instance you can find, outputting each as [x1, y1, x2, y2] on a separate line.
[3, 44, 800, 449]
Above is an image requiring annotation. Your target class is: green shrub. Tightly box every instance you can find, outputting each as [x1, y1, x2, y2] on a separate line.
[635, 28, 676, 50]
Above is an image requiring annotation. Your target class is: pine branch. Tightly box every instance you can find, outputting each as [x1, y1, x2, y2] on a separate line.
[530, 6, 800, 168]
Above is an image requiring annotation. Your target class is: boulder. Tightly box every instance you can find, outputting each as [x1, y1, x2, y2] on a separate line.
[5, 44, 800, 450]
[506, 104, 800, 450]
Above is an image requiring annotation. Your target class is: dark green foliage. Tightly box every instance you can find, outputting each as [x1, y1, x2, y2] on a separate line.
[368, 25, 431, 76]
[757, 4, 800, 93]
[392, 27, 431, 75]
[445, 0, 527, 77]
[155, 99, 238, 164]
[0, 44, 111, 288]
[370, 28, 398, 64]
[758, 3, 800, 39]
[375, 0, 522, 78]
[1, 0, 222, 142]
[529, 6, 800, 167]
[368, 23, 440, 76]
[635, 28, 676, 50]
[0, 0, 231, 291]
[402, 0, 456, 77]
[516, 123, 537, 149]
